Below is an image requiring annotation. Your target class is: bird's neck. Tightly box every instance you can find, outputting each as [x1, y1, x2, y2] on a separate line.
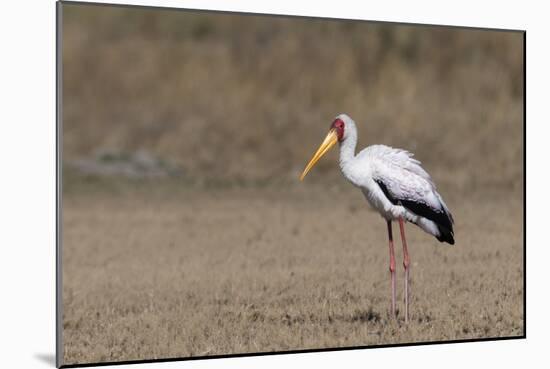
[338, 134, 358, 167]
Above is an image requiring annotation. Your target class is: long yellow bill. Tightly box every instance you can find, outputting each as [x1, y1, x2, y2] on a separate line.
[300, 128, 339, 181]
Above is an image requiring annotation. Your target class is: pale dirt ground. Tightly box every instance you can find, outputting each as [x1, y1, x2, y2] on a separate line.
[62, 184, 523, 365]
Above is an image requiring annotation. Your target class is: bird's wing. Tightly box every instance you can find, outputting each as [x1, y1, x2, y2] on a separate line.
[366, 145, 454, 231]
[361, 145, 434, 186]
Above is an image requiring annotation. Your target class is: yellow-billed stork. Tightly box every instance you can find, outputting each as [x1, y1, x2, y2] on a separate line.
[300, 114, 455, 323]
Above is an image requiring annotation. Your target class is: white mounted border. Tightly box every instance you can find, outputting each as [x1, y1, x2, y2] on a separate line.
[1, 1, 547, 369]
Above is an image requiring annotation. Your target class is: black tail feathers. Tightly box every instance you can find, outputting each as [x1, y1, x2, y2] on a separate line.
[436, 224, 455, 245]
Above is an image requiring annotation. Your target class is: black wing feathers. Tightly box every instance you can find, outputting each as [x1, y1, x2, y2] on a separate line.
[374, 179, 454, 245]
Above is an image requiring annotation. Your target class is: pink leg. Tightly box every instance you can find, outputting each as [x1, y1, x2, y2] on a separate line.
[387, 220, 396, 318]
[398, 217, 410, 323]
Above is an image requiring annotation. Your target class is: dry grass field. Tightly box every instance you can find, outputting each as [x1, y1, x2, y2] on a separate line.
[60, 3, 524, 366]
[62, 183, 523, 365]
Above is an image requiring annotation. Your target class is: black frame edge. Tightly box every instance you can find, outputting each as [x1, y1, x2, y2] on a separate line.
[56, 1, 64, 367]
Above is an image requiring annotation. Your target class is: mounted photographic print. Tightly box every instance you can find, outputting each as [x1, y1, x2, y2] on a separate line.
[57, 1, 525, 367]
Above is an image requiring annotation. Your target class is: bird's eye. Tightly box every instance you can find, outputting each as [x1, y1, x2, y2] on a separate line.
[332, 119, 344, 130]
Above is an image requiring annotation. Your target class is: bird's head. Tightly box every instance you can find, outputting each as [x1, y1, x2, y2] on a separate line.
[300, 113, 355, 181]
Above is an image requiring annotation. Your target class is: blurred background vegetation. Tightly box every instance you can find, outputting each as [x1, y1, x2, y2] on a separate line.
[62, 3, 523, 193]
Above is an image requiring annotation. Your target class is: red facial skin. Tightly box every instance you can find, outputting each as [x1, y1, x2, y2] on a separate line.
[331, 118, 345, 141]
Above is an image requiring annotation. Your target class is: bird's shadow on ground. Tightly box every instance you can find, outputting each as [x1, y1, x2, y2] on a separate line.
[34, 353, 56, 367]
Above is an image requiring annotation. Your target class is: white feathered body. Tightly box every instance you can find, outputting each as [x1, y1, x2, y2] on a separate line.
[335, 114, 455, 244]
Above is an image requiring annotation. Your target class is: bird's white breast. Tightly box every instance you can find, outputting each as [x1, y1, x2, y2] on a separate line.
[340, 155, 396, 219]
